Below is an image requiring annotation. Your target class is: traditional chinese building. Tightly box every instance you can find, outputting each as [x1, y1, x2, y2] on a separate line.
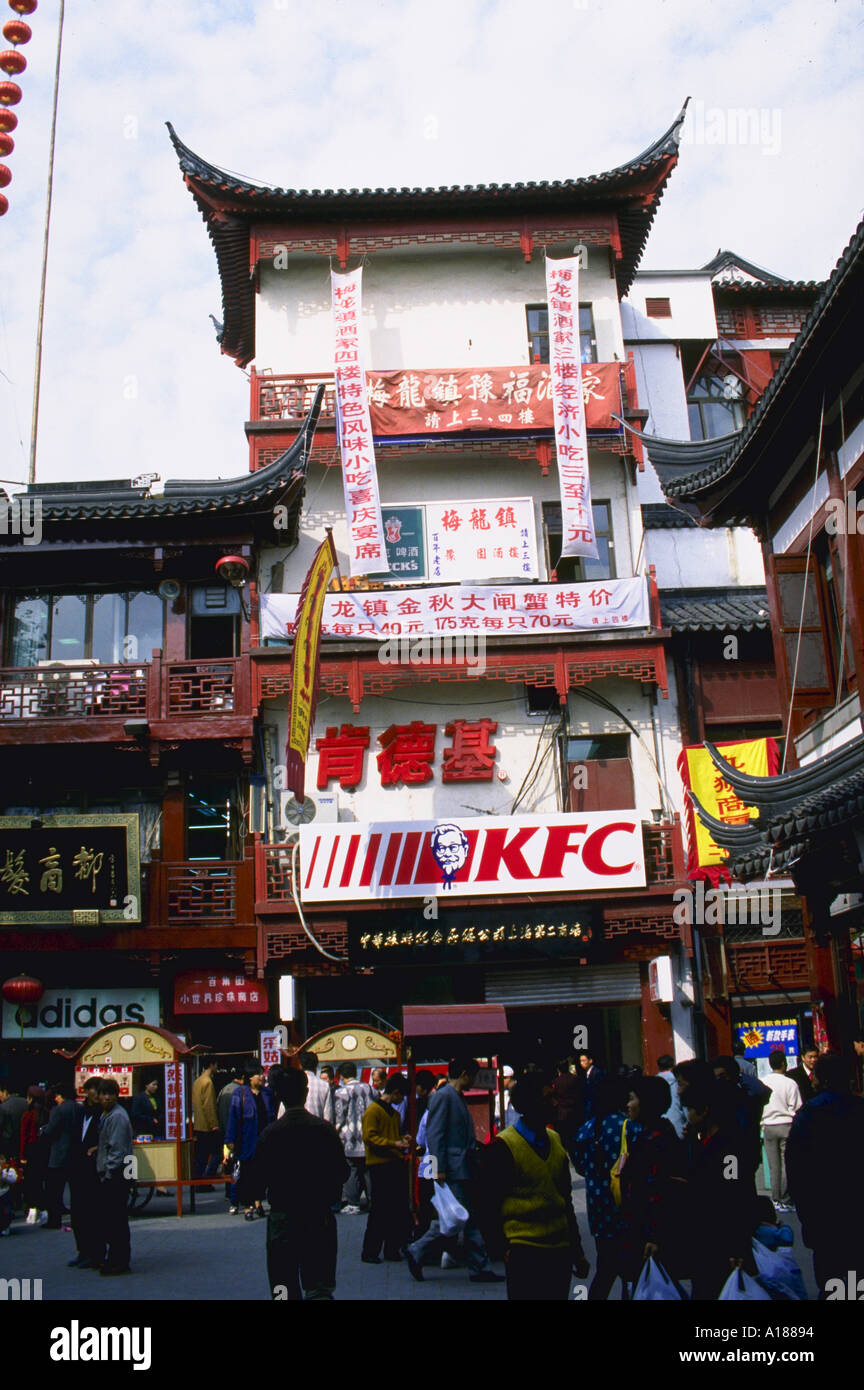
[169, 109, 703, 1071]
[0, 411, 320, 1082]
[653, 217, 864, 1057]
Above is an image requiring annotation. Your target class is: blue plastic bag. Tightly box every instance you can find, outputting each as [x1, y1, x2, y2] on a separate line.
[719, 1268, 772, 1301]
[632, 1256, 685, 1301]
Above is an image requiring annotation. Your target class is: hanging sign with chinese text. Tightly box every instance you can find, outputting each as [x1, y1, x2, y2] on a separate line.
[332, 267, 388, 575]
[546, 257, 599, 560]
[173, 971, 269, 1015]
[299, 811, 646, 903]
[426, 497, 538, 582]
[261, 576, 649, 641]
[677, 738, 779, 884]
[349, 903, 599, 964]
[371, 505, 426, 579]
[0, 815, 140, 925]
[367, 362, 622, 435]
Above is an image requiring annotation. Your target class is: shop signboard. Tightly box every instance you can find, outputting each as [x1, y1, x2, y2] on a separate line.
[301, 811, 646, 903]
[2, 987, 159, 1039]
[348, 903, 599, 964]
[0, 814, 141, 924]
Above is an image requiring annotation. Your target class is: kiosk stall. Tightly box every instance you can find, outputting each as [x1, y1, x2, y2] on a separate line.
[56, 1022, 198, 1217]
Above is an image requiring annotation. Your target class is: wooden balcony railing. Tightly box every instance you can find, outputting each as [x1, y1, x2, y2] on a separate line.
[147, 858, 254, 927]
[0, 656, 247, 728]
[255, 373, 336, 423]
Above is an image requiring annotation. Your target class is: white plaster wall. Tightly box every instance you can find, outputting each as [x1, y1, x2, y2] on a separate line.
[263, 672, 672, 830]
[644, 525, 765, 591]
[261, 447, 640, 591]
[622, 273, 717, 343]
[255, 247, 624, 374]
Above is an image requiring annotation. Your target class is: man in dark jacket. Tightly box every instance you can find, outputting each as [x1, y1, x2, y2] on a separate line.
[405, 1057, 502, 1284]
[258, 1068, 348, 1301]
[786, 1052, 864, 1296]
[68, 1076, 103, 1268]
[788, 1047, 819, 1105]
[712, 1055, 770, 1179]
[42, 1080, 78, 1228]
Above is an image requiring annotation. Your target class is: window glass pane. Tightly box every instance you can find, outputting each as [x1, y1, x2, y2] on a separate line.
[688, 403, 704, 440]
[700, 401, 737, 437]
[783, 631, 828, 690]
[50, 595, 86, 659]
[127, 591, 163, 663]
[11, 597, 49, 666]
[90, 593, 124, 664]
[567, 734, 630, 761]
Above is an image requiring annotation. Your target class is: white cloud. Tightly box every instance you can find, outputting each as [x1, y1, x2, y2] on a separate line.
[0, 0, 861, 484]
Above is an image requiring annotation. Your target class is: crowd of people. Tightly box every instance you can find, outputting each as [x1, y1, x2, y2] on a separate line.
[1, 1032, 862, 1300]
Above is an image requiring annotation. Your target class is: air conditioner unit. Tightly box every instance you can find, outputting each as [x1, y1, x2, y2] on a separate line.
[314, 793, 339, 823]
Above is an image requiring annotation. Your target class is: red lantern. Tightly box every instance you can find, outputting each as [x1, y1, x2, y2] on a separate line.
[0, 48, 25, 74]
[0, 80, 21, 104]
[0, 131, 11, 155]
[8, 1, 38, 15]
[2, 18, 31, 43]
[0, 164, 10, 188]
[0, 106, 16, 130]
[1, 974, 44, 1005]
[0, 191, 8, 215]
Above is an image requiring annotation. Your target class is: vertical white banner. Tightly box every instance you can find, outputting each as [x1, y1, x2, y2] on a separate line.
[545, 257, 598, 560]
[332, 268, 388, 576]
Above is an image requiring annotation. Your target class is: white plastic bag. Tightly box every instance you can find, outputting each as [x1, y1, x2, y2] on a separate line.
[719, 1268, 772, 1301]
[752, 1239, 806, 1301]
[632, 1256, 684, 1301]
[431, 1182, 469, 1236]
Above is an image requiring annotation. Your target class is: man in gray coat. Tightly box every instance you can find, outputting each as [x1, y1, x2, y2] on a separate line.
[405, 1057, 503, 1283]
[95, 1079, 134, 1275]
[42, 1080, 78, 1227]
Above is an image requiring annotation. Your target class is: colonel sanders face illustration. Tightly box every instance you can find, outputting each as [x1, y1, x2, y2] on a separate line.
[430, 823, 469, 888]
[385, 516, 403, 544]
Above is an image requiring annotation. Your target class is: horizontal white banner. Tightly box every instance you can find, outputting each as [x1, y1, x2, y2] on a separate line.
[299, 812, 646, 902]
[261, 575, 649, 642]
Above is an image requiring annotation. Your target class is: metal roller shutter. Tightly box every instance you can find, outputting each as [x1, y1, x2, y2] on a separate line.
[484, 962, 641, 1006]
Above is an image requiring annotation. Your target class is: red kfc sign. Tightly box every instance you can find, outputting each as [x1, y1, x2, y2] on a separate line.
[299, 812, 646, 902]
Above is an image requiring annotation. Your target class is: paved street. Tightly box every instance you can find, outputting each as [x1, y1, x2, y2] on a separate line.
[0, 1170, 819, 1303]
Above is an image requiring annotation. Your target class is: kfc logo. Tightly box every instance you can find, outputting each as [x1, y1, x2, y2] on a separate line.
[430, 823, 470, 889]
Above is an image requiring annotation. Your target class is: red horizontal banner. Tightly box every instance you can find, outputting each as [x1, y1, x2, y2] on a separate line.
[173, 971, 268, 1015]
[367, 362, 621, 435]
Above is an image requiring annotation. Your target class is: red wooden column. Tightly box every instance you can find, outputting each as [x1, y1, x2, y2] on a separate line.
[639, 963, 675, 1069]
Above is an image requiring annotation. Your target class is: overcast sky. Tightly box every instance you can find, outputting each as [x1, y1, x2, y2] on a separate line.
[1, 0, 861, 485]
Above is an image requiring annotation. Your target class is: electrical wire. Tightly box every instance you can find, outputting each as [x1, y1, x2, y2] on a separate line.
[289, 836, 348, 963]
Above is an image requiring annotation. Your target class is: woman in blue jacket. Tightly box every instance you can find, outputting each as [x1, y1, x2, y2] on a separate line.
[226, 1064, 275, 1220]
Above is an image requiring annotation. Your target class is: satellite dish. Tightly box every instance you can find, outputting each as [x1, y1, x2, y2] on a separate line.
[158, 579, 181, 601]
[283, 796, 316, 825]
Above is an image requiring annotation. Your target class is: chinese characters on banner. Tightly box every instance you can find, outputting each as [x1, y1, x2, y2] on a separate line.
[736, 1019, 799, 1060]
[332, 268, 387, 575]
[261, 576, 649, 641]
[316, 719, 499, 789]
[427, 498, 538, 582]
[366, 362, 622, 434]
[163, 1061, 187, 1141]
[173, 971, 269, 1015]
[284, 533, 337, 802]
[677, 737, 779, 884]
[546, 257, 598, 560]
[259, 1030, 282, 1079]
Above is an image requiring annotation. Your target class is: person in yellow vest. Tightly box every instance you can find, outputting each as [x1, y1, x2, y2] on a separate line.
[478, 1071, 589, 1300]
